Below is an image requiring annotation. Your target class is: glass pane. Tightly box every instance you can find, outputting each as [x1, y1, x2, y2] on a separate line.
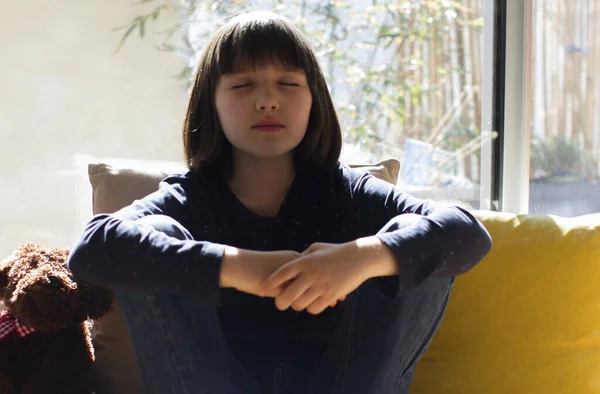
[529, 0, 600, 216]
[1, 0, 487, 261]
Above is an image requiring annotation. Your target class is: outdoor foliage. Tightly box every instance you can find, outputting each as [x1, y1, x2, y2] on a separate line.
[531, 136, 584, 178]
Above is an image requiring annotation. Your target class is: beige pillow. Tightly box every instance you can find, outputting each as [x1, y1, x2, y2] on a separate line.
[87, 157, 401, 394]
[89, 159, 187, 215]
[348, 158, 401, 185]
[89, 157, 400, 215]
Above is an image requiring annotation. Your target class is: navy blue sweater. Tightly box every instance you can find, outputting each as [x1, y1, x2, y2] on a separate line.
[68, 162, 491, 372]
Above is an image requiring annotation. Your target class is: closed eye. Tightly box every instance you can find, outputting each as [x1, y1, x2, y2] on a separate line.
[232, 83, 252, 89]
[279, 82, 299, 86]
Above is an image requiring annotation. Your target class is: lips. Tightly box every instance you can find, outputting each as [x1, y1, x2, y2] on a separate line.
[252, 120, 284, 132]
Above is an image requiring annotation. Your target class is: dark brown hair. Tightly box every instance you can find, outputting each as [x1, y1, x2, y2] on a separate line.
[182, 11, 342, 178]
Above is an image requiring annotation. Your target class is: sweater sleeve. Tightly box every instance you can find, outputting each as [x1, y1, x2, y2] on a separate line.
[67, 173, 226, 301]
[344, 166, 492, 297]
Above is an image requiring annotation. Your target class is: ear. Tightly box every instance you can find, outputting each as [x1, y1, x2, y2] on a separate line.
[0, 261, 10, 290]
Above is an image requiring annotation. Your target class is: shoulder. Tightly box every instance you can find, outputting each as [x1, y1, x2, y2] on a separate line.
[154, 169, 217, 204]
[335, 162, 397, 196]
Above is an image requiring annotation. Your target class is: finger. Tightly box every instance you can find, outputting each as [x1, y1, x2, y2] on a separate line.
[301, 245, 316, 256]
[330, 300, 337, 308]
[339, 295, 346, 302]
[259, 264, 300, 296]
[275, 276, 312, 311]
[262, 279, 293, 298]
[291, 287, 322, 312]
[306, 296, 331, 315]
[261, 286, 282, 298]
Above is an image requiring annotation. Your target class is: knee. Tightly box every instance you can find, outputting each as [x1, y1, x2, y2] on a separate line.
[135, 215, 193, 241]
[418, 276, 455, 312]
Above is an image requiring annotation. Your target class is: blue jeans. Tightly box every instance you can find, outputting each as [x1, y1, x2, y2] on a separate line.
[117, 215, 453, 394]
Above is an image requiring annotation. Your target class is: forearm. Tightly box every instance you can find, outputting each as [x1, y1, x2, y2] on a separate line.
[354, 236, 399, 279]
[377, 208, 491, 279]
[220, 247, 257, 288]
[220, 247, 300, 296]
[68, 214, 225, 298]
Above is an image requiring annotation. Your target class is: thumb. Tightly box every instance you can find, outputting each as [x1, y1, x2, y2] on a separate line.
[301, 246, 314, 256]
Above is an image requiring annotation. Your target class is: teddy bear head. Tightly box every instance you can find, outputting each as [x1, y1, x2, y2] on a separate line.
[0, 243, 113, 332]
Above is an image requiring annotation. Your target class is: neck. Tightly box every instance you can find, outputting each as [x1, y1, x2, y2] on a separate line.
[228, 152, 296, 216]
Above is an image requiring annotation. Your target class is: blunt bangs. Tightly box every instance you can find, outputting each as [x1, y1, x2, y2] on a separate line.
[215, 15, 314, 76]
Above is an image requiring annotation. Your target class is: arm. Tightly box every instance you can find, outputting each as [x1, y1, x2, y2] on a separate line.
[68, 173, 226, 300]
[345, 166, 492, 296]
[259, 166, 492, 313]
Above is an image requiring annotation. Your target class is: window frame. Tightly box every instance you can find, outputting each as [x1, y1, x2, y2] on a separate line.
[483, 0, 535, 214]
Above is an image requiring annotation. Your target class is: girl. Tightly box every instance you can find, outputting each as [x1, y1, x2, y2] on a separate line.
[68, 11, 491, 394]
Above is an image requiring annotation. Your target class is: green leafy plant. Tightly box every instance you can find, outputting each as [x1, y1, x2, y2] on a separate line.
[531, 135, 583, 179]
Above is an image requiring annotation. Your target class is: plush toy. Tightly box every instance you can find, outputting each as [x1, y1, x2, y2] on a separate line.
[0, 243, 113, 394]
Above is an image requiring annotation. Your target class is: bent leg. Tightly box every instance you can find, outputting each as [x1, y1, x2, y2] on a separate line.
[334, 276, 453, 394]
[113, 215, 257, 394]
[298, 214, 453, 394]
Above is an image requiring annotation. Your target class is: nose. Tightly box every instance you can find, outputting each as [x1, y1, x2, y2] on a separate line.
[255, 87, 280, 112]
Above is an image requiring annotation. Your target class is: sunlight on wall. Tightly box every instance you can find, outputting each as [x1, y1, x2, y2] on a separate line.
[0, 1, 187, 258]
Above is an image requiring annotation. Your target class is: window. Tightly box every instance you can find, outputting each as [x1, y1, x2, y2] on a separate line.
[185, 0, 490, 210]
[2, 0, 496, 259]
[528, 0, 600, 216]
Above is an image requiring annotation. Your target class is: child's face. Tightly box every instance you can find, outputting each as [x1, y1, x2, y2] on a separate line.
[215, 62, 312, 162]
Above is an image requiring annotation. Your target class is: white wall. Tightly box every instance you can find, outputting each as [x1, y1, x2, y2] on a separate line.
[0, 0, 187, 258]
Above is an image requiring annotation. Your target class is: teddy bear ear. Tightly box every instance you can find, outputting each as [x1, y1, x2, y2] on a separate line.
[0, 260, 10, 290]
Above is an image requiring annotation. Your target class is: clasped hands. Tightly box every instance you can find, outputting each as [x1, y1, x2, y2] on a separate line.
[220, 236, 398, 315]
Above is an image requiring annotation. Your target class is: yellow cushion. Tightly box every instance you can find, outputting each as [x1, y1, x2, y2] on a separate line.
[411, 210, 600, 394]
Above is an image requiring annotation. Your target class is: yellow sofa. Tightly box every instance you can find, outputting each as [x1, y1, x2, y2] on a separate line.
[80, 157, 600, 393]
[411, 210, 600, 394]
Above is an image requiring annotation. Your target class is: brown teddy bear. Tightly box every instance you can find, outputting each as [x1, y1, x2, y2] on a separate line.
[0, 243, 113, 394]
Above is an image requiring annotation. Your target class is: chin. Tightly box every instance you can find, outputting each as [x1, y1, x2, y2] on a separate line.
[251, 151, 295, 160]
[240, 145, 300, 160]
